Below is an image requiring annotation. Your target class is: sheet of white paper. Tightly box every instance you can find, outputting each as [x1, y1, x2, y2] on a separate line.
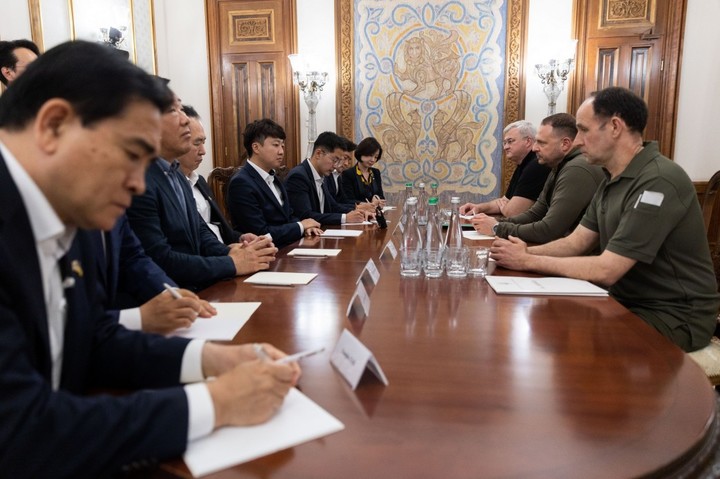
[184, 388, 345, 477]
[462, 231, 495, 240]
[244, 272, 317, 285]
[459, 214, 474, 220]
[287, 248, 342, 257]
[170, 302, 260, 340]
[485, 276, 609, 296]
[322, 229, 364, 237]
[382, 206, 397, 212]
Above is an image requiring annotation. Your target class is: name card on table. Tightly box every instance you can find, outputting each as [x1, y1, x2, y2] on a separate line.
[346, 281, 371, 319]
[379, 240, 398, 260]
[356, 258, 380, 286]
[330, 329, 389, 390]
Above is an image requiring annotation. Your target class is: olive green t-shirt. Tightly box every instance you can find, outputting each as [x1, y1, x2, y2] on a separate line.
[580, 142, 720, 351]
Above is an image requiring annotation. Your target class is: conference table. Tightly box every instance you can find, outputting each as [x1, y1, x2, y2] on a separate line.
[159, 214, 720, 478]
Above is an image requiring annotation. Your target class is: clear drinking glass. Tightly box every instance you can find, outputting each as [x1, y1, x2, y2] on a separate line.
[400, 247, 423, 277]
[424, 248, 444, 278]
[445, 246, 469, 278]
[468, 247, 489, 277]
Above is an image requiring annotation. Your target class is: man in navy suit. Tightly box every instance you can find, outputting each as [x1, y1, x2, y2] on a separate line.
[177, 105, 242, 244]
[97, 214, 217, 334]
[285, 131, 373, 225]
[0, 41, 299, 478]
[324, 137, 355, 207]
[227, 119, 323, 248]
[127, 84, 278, 291]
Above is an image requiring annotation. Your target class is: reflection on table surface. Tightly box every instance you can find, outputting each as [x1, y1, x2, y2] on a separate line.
[160, 214, 718, 479]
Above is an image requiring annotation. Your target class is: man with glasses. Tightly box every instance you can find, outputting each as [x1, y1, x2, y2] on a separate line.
[286, 131, 372, 225]
[0, 39, 39, 86]
[471, 113, 604, 244]
[491, 87, 720, 352]
[460, 120, 550, 217]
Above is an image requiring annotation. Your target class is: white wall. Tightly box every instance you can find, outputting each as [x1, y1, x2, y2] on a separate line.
[1, 0, 717, 182]
[524, 0, 574, 127]
[673, 0, 720, 180]
[0, 0, 31, 40]
[295, 0, 337, 155]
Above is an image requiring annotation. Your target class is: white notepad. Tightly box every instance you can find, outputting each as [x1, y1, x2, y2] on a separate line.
[184, 388, 345, 477]
[244, 272, 318, 286]
[322, 229, 364, 237]
[287, 248, 342, 257]
[462, 231, 495, 240]
[170, 302, 260, 340]
[485, 276, 608, 296]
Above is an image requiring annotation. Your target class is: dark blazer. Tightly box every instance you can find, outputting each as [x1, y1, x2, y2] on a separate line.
[0, 154, 190, 477]
[227, 162, 303, 248]
[194, 175, 241, 244]
[324, 172, 354, 207]
[126, 160, 235, 290]
[93, 214, 176, 310]
[341, 165, 385, 203]
[285, 160, 354, 225]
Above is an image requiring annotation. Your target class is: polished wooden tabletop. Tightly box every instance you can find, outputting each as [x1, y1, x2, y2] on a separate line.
[160, 216, 719, 479]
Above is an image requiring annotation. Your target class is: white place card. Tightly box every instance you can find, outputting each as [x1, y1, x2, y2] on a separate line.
[287, 248, 342, 257]
[184, 388, 345, 477]
[346, 281, 371, 318]
[356, 258, 380, 286]
[380, 240, 398, 260]
[322, 229, 364, 237]
[170, 302, 260, 340]
[244, 272, 317, 286]
[342, 221, 373, 226]
[462, 231, 495, 240]
[330, 329, 389, 390]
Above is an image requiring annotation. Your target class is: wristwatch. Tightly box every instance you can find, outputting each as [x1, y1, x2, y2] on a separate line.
[492, 223, 499, 235]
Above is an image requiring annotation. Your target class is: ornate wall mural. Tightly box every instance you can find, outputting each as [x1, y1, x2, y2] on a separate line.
[351, 0, 507, 200]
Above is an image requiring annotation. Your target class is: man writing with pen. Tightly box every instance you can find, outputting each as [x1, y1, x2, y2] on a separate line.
[286, 131, 375, 226]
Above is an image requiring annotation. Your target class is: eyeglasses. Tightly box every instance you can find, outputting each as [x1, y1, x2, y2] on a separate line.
[322, 150, 344, 164]
[502, 136, 532, 146]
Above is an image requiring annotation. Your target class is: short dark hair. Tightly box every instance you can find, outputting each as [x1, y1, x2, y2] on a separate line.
[243, 118, 286, 157]
[343, 137, 357, 152]
[182, 104, 200, 119]
[589, 87, 648, 134]
[0, 41, 172, 130]
[540, 113, 577, 140]
[354, 137, 383, 162]
[312, 131, 346, 155]
[0, 39, 40, 85]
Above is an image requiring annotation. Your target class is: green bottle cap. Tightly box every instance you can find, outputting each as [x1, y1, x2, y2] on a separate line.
[428, 197, 438, 205]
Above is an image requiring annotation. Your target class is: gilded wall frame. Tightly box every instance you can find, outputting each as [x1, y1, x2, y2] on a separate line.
[27, 0, 157, 73]
[335, 0, 528, 194]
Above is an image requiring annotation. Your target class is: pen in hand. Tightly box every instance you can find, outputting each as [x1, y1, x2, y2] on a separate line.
[163, 282, 182, 299]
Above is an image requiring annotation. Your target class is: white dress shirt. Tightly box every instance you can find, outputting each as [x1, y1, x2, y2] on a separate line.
[186, 170, 223, 242]
[248, 159, 304, 234]
[306, 159, 346, 222]
[0, 141, 214, 441]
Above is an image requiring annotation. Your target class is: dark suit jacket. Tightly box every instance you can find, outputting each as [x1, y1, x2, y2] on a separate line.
[340, 165, 385, 203]
[194, 175, 241, 244]
[0, 154, 190, 478]
[126, 160, 235, 290]
[227, 162, 302, 248]
[324, 172, 354, 207]
[285, 160, 353, 225]
[93, 214, 176, 310]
